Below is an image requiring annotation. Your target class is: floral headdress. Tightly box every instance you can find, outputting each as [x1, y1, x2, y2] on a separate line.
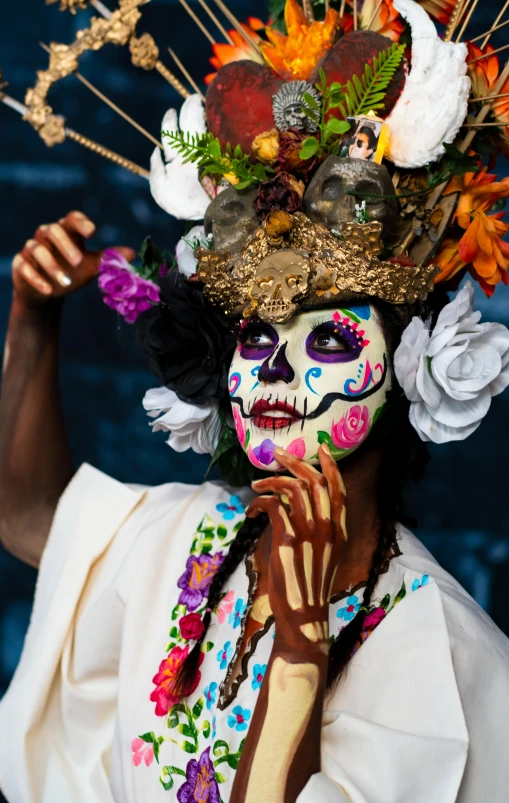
[8, 0, 509, 476]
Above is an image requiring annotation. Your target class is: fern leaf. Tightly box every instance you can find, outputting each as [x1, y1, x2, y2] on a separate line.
[343, 43, 405, 118]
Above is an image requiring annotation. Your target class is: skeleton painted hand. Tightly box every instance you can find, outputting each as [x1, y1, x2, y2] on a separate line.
[245, 443, 346, 652]
[149, 94, 211, 220]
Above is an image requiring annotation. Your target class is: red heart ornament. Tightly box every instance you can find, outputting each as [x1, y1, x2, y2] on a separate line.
[205, 32, 406, 154]
[206, 61, 283, 154]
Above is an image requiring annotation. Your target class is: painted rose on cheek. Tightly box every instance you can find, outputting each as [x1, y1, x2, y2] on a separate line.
[228, 305, 390, 469]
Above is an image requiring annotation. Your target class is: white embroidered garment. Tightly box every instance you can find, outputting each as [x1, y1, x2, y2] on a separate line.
[1, 464, 509, 803]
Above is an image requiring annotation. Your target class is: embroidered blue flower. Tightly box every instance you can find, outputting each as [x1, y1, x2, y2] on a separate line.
[252, 663, 267, 690]
[412, 574, 430, 592]
[216, 495, 245, 520]
[228, 598, 247, 629]
[204, 682, 218, 710]
[227, 705, 251, 732]
[337, 595, 361, 622]
[211, 715, 217, 740]
[216, 640, 233, 670]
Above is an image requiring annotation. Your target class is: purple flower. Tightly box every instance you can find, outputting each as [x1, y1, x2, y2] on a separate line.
[252, 438, 276, 466]
[98, 249, 159, 324]
[177, 552, 225, 611]
[176, 747, 220, 803]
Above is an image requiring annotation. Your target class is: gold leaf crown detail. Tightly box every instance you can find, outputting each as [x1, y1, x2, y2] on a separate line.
[196, 212, 440, 324]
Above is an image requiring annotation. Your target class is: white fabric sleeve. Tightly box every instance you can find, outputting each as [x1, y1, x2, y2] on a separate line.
[298, 771, 355, 802]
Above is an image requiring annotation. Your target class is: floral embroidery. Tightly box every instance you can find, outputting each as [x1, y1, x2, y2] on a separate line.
[175, 747, 221, 803]
[150, 646, 204, 716]
[337, 595, 361, 621]
[228, 598, 247, 630]
[216, 589, 235, 624]
[227, 705, 251, 732]
[204, 682, 218, 711]
[131, 737, 155, 767]
[179, 612, 205, 641]
[412, 574, 430, 591]
[252, 663, 267, 691]
[177, 552, 225, 612]
[211, 716, 217, 739]
[216, 640, 234, 670]
[216, 494, 244, 520]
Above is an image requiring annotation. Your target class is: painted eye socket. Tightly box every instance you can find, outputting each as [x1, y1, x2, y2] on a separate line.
[239, 322, 278, 360]
[306, 320, 363, 364]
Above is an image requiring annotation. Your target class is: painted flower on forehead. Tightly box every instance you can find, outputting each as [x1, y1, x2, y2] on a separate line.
[331, 406, 371, 451]
[150, 645, 204, 716]
[98, 249, 159, 324]
[177, 552, 225, 611]
[176, 747, 221, 803]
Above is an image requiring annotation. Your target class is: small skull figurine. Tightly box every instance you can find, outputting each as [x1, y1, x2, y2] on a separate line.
[248, 250, 310, 323]
[303, 156, 400, 244]
[204, 186, 260, 254]
[272, 81, 320, 134]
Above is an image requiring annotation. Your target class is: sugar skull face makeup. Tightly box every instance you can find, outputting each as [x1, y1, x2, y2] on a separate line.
[228, 305, 390, 470]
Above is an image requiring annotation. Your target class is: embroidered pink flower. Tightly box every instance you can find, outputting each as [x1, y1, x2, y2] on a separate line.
[363, 606, 386, 630]
[150, 645, 204, 716]
[331, 405, 370, 450]
[131, 738, 155, 767]
[217, 589, 235, 624]
[179, 612, 205, 641]
[287, 437, 306, 458]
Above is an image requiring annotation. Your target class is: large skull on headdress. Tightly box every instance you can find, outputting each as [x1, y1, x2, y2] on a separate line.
[204, 186, 260, 254]
[303, 156, 400, 244]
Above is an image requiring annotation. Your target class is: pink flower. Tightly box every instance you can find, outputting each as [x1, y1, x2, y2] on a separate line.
[363, 606, 386, 630]
[131, 738, 154, 767]
[98, 248, 159, 324]
[217, 590, 235, 624]
[179, 612, 205, 641]
[287, 437, 306, 458]
[331, 405, 370, 450]
[150, 645, 204, 716]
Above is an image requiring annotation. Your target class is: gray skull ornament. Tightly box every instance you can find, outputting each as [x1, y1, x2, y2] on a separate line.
[204, 186, 260, 254]
[248, 250, 310, 323]
[303, 156, 400, 245]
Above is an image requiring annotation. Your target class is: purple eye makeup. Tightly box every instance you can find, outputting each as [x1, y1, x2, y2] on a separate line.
[238, 321, 279, 360]
[305, 313, 367, 363]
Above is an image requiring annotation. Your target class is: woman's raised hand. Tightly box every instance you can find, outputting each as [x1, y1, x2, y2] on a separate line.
[245, 443, 347, 654]
[11, 210, 135, 306]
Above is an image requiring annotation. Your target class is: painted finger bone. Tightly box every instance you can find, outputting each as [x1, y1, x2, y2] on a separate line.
[302, 156, 400, 245]
[204, 186, 260, 254]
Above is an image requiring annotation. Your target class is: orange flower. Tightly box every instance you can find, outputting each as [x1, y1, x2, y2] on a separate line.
[467, 43, 509, 156]
[445, 166, 509, 227]
[260, 0, 341, 81]
[434, 238, 467, 284]
[415, 0, 455, 25]
[458, 211, 509, 288]
[359, 0, 404, 43]
[205, 21, 264, 85]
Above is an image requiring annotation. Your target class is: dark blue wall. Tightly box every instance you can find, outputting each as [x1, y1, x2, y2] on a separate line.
[1, 0, 509, 701]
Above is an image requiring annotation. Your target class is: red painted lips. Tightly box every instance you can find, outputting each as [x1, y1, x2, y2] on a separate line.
[250, 399, 302, 430]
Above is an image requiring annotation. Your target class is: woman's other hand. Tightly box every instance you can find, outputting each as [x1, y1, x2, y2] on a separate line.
[245, 443, 347, 655]
[11, 210, 135, 307]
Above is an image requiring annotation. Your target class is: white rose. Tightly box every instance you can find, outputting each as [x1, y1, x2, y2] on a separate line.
[175, 225, 211, 277]
[143, 386, 222, 455]
[394, 281, 509, 443]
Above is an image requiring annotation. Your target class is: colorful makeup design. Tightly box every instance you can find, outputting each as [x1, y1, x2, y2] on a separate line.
[229, 306, 390, 470]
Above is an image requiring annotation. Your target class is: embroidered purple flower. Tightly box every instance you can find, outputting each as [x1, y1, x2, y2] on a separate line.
[363, 606, 386, 631]
[98, 249, 159, 324]
[177, 552, 225, 612]
[176, 747, 220, 803]
[227, 705, 251, 732]
[204, 682, 218, 711]
[252, 663, 267, 690]
[216, 640, 233, 670]
[337, 595, 361, 622]
[412, 574, 430, 592]
[216, 494, 244, 520]
[228, 598, 247, 630]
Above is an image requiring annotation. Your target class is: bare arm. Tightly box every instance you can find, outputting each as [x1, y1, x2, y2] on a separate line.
[232, 444, 347, 803]
[0, 211, 135, 567]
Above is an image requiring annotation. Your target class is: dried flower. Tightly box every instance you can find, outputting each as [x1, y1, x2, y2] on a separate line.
[277, 127, 319, 178]
[251, 129, 280, 165]
[264, 209, 295, 239]
[254, 171, 304, 219]
[98, 249, 159, 324]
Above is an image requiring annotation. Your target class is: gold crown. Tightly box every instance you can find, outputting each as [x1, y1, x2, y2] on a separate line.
[196, 211, 440, 324]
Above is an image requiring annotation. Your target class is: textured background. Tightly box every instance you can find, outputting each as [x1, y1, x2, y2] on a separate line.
[0, 0, 508, 709]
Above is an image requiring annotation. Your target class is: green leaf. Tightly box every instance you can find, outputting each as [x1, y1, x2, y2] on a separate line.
[192, 698, 204, 720]
[301, 106, 320, 123]
[233, 144, 243, 159]
[372, 404, 386, 427]
[201, 720, 211, 738]
[235, 179, 253, 190]
[392, 581, 407, 607]
[380, 593, 391, 610]
[178, 723, 196, 738]
[441, 143, 481, 177]
[227, 754, 241, 769]
[343, 43, 406, 117]
[217, 524, 228, 540]
[204, 640, 215, 653]
[302, 92, 320, 110]
[316, 431, 345, 459]
[164, 640, 176, 652]
[324, 117, 351, 140]
[299, 136, 320, 160]
[213, 739, 230, 758]
[180, 739, 198, 753]
[169, 626, 178, 638]
[160, 765, 186, 791]
[216, 772, 227, 783]
[139, 731, 156, 744]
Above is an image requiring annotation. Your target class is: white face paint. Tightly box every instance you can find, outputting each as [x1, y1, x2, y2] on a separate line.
[228, 305, 390, 470]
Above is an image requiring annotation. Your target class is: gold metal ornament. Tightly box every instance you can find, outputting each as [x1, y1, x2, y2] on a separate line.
[46, 0, 90, 13]
[197, 213, 440, 323]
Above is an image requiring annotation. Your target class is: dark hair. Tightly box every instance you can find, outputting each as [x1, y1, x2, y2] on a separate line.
[355, 125, 378, 153]
[175, 287, 450, 697]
